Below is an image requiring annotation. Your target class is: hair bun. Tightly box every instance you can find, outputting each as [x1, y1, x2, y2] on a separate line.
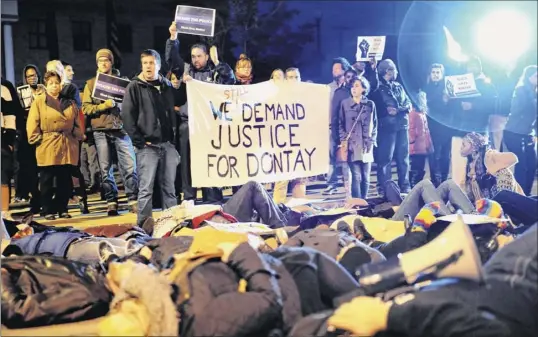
[239, 53, 248, 60]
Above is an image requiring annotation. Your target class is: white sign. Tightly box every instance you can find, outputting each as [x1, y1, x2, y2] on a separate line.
[187, 80, 330, 187]
[356, 36, 386, 61]
[16, 85, 33, 109]
[444, 73, 481, 99]
[206, 222, 274, 234]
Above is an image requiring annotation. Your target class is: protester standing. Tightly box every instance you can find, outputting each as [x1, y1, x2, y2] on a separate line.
[27, 71, 84, 220]
[83, 49, 139, 216]
[166, 22, 234, 204]
[408, 91, 434, 187]
[338, 76, 377, 198]
[423, 63, 452, 186]
[371, 59, 412, 194]
[504, 65, 538, 195]
[121, 49, 179, 227]
[167, 71, 187, 202]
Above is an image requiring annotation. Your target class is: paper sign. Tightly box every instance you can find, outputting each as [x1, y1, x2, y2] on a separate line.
[91, 73, 130, 103]
[285, 198, 326, 208]
[175, 5, 216, 37]
[437, 214, 506, 224]
[206, 222, 274, 234]
[356, 36, 386, 61]
[444, 73, 481, 99]
[187, 80, 330, 187]
[16, 85, 34, 110]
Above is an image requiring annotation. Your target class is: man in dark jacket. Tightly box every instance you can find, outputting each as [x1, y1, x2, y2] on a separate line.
[83, 49, 139, 216]
[371, 59, 412, 194]
[424, 63, 452, 186]
[121, 49, 180, 227]
[1, 77, 25, 217]
[13, 65, 44, 212]
[166, 21, 234, 204]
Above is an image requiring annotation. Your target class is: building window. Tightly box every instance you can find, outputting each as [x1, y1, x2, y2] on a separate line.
[118, 24, 132, 53]
[29, 20, 48, 50]
[72, 21, 92, 51]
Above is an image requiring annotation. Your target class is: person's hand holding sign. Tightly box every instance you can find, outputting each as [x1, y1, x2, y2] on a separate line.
[104, 99, 116, 109]
[169, 21, 178, 41]
[387, 107, 398, 116]
[183, 74, 193, 82]
[210, 46, 219, 66]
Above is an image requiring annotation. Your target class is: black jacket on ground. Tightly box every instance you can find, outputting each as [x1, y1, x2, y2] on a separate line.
[175, 243, 284, 337]
[121, 73, 176, 149]
[1, 256, 111, 329]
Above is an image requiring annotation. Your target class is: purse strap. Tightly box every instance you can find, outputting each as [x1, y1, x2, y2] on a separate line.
[344, 104, 366, 142]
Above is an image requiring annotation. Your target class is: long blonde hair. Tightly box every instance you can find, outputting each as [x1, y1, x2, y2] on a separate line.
[46, 60, 66, 84]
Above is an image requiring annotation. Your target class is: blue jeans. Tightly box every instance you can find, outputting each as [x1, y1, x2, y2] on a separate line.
[376, 118, 410, 193]
[136, 142, 180, 226]
[342, 161, 371, 198]
[392, 179, 475, 221]
[94, 130, 138, 203]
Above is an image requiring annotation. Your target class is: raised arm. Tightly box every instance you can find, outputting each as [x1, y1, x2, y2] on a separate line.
[166, 21, 186, 79]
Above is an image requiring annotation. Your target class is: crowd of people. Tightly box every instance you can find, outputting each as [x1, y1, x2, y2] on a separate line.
[0, 19, 537, 337]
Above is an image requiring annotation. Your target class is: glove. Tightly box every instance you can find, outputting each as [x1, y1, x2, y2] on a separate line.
[104, 99, 116, 109]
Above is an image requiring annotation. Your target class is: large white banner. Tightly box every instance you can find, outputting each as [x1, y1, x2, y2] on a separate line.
[187, 80, 330, 187]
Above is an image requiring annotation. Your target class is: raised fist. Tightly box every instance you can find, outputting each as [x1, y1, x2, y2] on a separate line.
[210, 45, 219, 66]
[169, 21, 178, 40]
[359, 39, 370, 59]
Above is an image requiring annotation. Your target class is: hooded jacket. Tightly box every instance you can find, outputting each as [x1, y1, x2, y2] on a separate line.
[121, 73, 176, 149]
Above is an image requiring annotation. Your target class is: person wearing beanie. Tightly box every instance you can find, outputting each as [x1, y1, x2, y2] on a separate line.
[82, 48, 139, 216]
[371, 58, 413, 194]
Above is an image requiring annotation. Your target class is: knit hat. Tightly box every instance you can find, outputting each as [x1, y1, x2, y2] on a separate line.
[96, 48, 114, 65]
[475, 199, 508, 230]
[412, 201, 442, 233]
[377, 59, 397, 77]
[463, 132, 488, 153]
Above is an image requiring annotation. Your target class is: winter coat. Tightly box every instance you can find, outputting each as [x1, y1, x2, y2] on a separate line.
[371, 77, 412, 122]
[330, 85, 351, 143]
[1, 255, 111, 329]
[424, 80, 453, 140]
[82, 76, 124, 131]
[121, 73, 176, 149]
[409, 109, 434, 155]
[506, 84, 538, 136]
[6, 230, 89, 257]
[165, 38, 234, 121]
[26, 93, 84, 166]
[171, 243, 284, 337]
[338, 97, 377, 163]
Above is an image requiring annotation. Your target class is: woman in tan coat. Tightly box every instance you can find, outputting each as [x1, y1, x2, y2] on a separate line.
[27, 71, 84, 220]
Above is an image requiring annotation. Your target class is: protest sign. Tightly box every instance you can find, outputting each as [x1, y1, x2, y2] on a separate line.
[444, 73, 481, 99]
[187, 80, 330, 187]
[207, 222, 274, 235]
[16, 85, 34, 109]
[356, 36, 386, 61]
[91, 73, 130, 103]
[175, 5, 216, 37]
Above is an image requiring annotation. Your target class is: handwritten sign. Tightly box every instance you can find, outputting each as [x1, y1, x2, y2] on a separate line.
[187, 80, 330, 187]
[175, 5, 216, 37]
[91, 73, 130, 103]
[16, 85, 34, 110]
[356, 36, 386, 61]
[444, 73, 481, 99]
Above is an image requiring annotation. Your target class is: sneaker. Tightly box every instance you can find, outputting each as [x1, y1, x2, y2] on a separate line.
[322, 185, 338, 195]
[98, 241, 116, 263]
[107, 202, 119, 216]
[44, 214, 56, 221]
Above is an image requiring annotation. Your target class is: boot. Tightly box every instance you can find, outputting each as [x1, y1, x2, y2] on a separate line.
[107, 202, 119, 216]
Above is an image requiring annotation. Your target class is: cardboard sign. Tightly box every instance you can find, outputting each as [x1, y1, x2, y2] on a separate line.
[16, 85, 34, 109]
[175, 5, 216, 37]
[356, 36, 386, 61]
[206, 222, 274, 235]
[91, 73, 130, 103]
[187, 80, 330, 187]
[444, 73, 481, 99]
